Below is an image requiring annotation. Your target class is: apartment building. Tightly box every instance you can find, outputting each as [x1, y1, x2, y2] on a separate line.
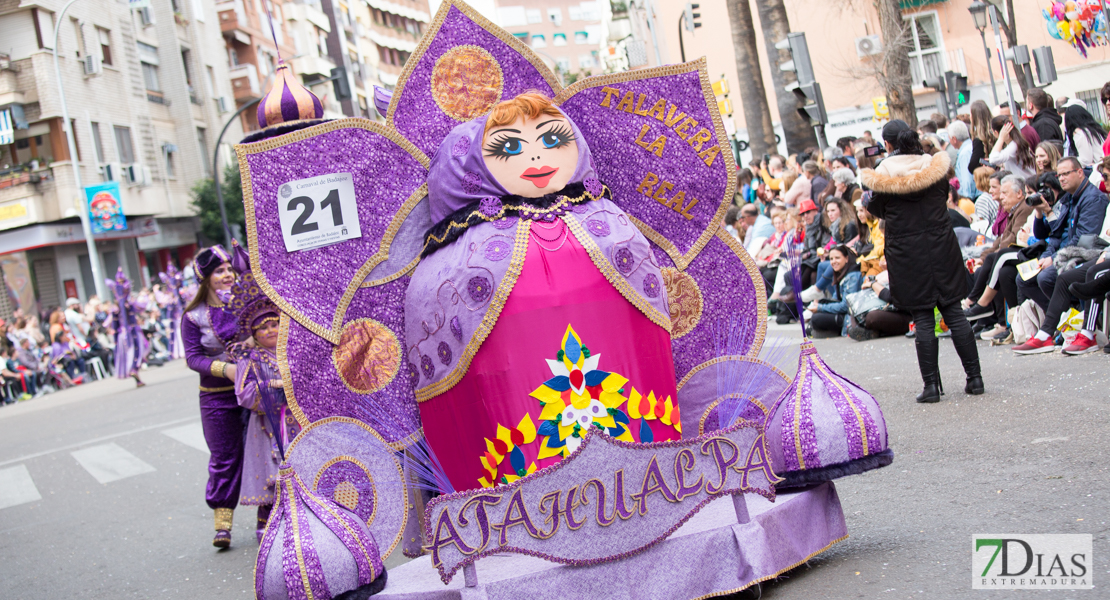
[0, 0, 237, 315]
[496, 0, 605, 82]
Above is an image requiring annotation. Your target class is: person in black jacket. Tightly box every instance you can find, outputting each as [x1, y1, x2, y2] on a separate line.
[1026, 88, 1063, 144]
[861, 120, 984, 403]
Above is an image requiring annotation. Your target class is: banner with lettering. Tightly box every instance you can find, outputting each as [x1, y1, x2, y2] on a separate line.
[423, 421, 780, 583]
[555, 58, 735, 270]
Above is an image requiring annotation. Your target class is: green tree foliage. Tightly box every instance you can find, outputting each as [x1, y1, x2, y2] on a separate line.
[190, 165, 245, 244]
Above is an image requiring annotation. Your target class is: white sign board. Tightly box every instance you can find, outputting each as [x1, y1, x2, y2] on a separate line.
[277, 173, 361, 252]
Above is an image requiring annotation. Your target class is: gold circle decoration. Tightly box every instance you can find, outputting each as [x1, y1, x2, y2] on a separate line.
[332, 319, 403, 394]
[661, 267, 703, 339]
[431, 45, 504, 121]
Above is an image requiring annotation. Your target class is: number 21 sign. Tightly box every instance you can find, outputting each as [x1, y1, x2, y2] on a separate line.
[277, 172, 362, 252]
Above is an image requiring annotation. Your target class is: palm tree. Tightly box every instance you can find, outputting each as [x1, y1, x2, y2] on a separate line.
[756, 0, 817, 153]
[727, 0, 775, 160]
[876, 0, 918, 125]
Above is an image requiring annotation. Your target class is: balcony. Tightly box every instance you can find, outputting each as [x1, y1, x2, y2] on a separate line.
[217, 0, 252, 45]
[369, 25, 418, 53]
[0, 56, 28, 106]
[287, 2, 331, 33]
[291, 54, 336, 79]
[229, 64, 261, 100]
[366, 0, 430, 24]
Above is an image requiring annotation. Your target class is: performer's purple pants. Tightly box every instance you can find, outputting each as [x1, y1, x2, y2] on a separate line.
[200, 389, 247, 510]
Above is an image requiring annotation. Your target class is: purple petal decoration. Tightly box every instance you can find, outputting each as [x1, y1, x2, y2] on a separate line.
[467, 276, 492, 303]
[585, 219, 610, 237]
[642, 273, 660, 298]
[437, 341, 453, 366]
[450, 316, 463, 341]
[452, 136, 470, 157]
[584, 176, 603, 197]
[483, 239, 511, 261]
[462, 172, 482, 194]
[614, 247, 634, 275]
[479, 196, 503, 217]
[421, 354, 435, 380]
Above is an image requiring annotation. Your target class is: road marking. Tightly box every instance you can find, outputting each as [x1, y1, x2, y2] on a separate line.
[71, 443, 156, 484]
[1031, 437, 1069, 444]
[0, 465, 41, 509]
[0, 416, 196, 468]
[162, 423, 209, 453]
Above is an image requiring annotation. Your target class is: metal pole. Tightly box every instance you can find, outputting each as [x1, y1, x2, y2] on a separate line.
[988, 6, 1019, 126]
[212, 97, 261, 250]
[978, 29, 999, 105]
[678, 15, 686, 62]
[642, 0, 664, 66]
[52, 0, 107, 300]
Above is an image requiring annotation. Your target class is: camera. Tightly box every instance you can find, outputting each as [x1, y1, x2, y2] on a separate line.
[1025, 172, 1062, 207]
[863, 145, 884, 157]
[1024, 190, 1049, 207]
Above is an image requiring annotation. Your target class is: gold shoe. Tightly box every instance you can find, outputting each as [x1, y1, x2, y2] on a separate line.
[213, 508, 234, 548]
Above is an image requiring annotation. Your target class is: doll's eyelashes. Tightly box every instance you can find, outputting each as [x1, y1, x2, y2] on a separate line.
[484, 135, 526, 161]
[538, 124, 576, 149]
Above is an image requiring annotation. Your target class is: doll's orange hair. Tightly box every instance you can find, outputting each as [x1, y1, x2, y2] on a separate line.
[484, 93, 563, 135]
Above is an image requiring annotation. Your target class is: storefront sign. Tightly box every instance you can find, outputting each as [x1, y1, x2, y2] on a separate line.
[84, 181, 128, 234]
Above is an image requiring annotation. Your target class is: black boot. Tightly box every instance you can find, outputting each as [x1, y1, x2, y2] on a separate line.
[915, 337, 942, 403]
[1069, 278, 1110, 300]
[950, 318, 984, 395]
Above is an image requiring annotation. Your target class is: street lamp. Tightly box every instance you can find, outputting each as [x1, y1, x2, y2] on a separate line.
[52, 0, 108, 300]
[968, 0, 999, 105]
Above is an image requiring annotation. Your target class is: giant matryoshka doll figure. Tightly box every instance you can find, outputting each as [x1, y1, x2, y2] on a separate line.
[405, 94, 682, 490]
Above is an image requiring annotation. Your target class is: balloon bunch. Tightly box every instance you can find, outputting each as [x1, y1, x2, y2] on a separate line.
[1044, 0, 1109, 57]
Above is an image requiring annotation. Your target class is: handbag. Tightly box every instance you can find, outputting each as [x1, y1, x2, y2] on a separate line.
[845, 289, 891, 320]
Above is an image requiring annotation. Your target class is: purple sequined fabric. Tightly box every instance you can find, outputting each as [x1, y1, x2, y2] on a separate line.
[421, 355, 435, 380]
[388, 5, 558, 157]
[241, 126, 426, 336]
[814, 354, 883, 460]
[584, 176, 603, 197]
[315, 460, 377, 524]
[492, 216, 517, 229]
[462, 172, 482, 194]
[452, 137, 470, 157]
[558, 68, 730, 262]
[449, 316, 463, 341]
[642, 273, 661, 298]
[614, 248, 634, 275]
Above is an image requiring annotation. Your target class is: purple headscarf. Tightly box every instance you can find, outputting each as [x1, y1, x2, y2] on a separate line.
[194, 245, 231, 279]
[426, 105, 598, 224]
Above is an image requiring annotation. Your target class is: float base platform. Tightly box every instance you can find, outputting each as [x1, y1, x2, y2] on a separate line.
[377, 481, 847, 600]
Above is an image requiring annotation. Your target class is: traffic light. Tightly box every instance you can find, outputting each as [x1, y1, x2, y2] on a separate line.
[923, 73, 949, 118]
[795, 82, 827, 125]
[330, 66, 351, 102]
[683, 3, 701, 33]
[946, 71, 969, 108]
[774, 32, 815, 88]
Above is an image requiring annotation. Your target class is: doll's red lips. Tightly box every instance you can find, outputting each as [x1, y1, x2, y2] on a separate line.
[521, 166, 558, 187]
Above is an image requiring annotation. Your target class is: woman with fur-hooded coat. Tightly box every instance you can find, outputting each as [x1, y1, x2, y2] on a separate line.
[861, 120, 983, 404]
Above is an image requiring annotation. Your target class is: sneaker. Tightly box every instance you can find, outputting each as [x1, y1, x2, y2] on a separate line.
[979, 324, 1007, 340]
[1062, 332, 1100, 355]
[991, 330, 1014, 346]
[18, 393, 31, 401]
[847, 325, 878, 342]
[1013, 336, 1056, 355]
[964, 303, 994, 321]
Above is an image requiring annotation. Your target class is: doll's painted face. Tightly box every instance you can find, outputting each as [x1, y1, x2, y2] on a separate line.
[482, 113, 578, 197]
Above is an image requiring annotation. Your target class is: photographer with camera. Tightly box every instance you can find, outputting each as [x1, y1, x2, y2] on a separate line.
[1013, 157, 1110, 354]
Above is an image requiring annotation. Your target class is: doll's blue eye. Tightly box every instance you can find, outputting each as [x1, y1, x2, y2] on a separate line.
[539, 124, 576, 149]
[503, 139, 523, 155]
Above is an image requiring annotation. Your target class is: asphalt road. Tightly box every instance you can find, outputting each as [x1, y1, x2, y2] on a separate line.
[0, 327, 1105, 599]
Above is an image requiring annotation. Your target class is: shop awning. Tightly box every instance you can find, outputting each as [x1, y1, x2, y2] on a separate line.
[0, 217, 159, 256]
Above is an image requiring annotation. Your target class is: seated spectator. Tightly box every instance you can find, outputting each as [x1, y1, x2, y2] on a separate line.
[989, 116, 1037, 179]
[805, 245, 863, 337]
[798, 199, 831, 289]
[973, 166, 999, 225]
[782, 167, 811, 207]
[826, 168, 860, 205]
[847, 256, 913, 341]
[946, 182, 972, 229]
[735, 168, 757, 205]
[1, 347, 35, 400]
[50, 330, 85, 385]
[739, 202, 774, 256]
[1063, 105, 1107, 168]
[1015, 245, 1110, 355]
[1016, 157, 1109, 311]
[13, 338, 47, 395]
[803, 160, 829, 201]
[723, 205, 741, 239]
[963, 174, 1036, 337]
[949, 120, 979, 200]
[1027, 87, 1064, 144]
[854, 198, 884, 276]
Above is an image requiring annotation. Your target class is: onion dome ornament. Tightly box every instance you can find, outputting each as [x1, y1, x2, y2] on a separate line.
[763, 237, 894, 488]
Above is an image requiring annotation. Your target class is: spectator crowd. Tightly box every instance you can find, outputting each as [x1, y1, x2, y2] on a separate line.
[726, 84, 1110, 357]
[0, 281, 188, 404]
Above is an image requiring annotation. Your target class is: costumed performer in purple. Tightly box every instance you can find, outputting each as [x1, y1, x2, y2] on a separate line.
[182, 246, 247, 548]
[231, 282, 302, 542]
[157, 263, 186, 359]
[106, 267, 148, 387]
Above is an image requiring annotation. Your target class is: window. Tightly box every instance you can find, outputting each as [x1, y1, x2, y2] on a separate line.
[229, 47, 239, 66]
[555, 57, 570, 72]
[71, 18, 86, 58]
[90, 122, 105, 163]
[574, 31, 587, 45]
[569, 5, 583, 20]
[578, 54, 595, 69]
[165, 148, 176, 178]
[137, 41, 162, 92]
[97, 27, 112, 66]
[526, 9, 542, 23]
[113, 126, 134, 164]
[548, 8, 562, 26]
[207, 66, 217, 96]
[181, 49, 193, 87]
[904, 12, 944, 86]
[317, 28, 329, 57]
[532, 34, 546, 48]
[553, 33, 567, 46]
[196, 128, 209, 176]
